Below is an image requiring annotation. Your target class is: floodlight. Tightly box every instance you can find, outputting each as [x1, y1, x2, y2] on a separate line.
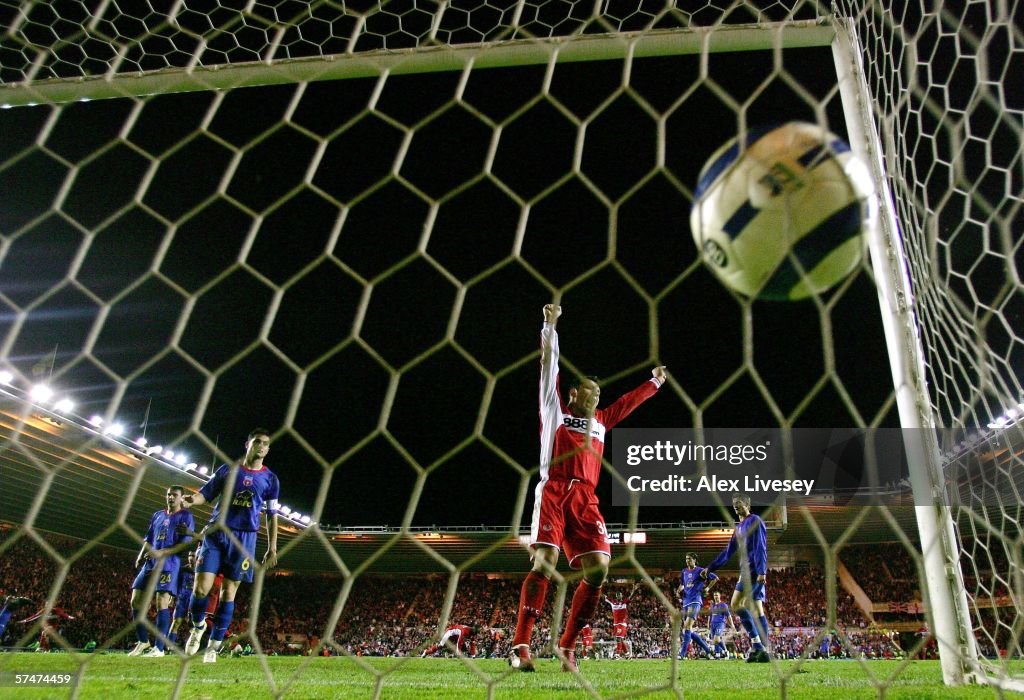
[29, 384, 54, 403]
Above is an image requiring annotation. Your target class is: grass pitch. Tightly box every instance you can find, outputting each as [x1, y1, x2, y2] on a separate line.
[1, 653, 1020, 699]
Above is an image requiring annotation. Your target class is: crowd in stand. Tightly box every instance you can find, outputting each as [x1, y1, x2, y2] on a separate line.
[764, 628, 907, 660]
[0, 528, 1012, 660]
[841, 544, 920, 602]
[750, 568, 868, 628]
[0, 533, 135, 648]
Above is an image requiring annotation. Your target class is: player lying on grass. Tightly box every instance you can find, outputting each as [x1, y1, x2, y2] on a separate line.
[421, 623, 477, 657]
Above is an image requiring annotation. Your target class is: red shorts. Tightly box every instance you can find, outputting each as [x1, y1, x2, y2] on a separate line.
[613, 623, 628, 639]
[531, 479, 610, 569]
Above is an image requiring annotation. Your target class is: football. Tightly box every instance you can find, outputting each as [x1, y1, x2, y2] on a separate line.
[690, 121, 876, 300]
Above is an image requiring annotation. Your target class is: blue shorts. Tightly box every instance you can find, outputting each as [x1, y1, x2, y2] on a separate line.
[132, 557, 181, 596]
[682, 602, 701, 619]
[710, 622, 726, 638]
[735, 579, 766, 602]
[196, 529, 258, 583]
[174, 588, 193, 620]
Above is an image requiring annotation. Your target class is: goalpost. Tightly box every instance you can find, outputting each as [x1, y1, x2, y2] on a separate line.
[830, 3, 1023, 690]
[0, 0, 1020, 694]
[831, 18, 981, 688]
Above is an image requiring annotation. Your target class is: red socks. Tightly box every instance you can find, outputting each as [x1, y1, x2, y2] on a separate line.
[514, 573, 604, 651]
[558, 580, 602, 650]
[513, 571, 550, 647]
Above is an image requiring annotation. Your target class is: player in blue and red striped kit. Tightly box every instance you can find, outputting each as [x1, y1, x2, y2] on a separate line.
[702, 493, 770, 663]
[182, 428, 280, 663]
[678, 552, 716, 659]
[509, 305, 666, 673]
[168, 550, 195, 647]
[708, 591, 736, 658]
[128, 485, 195, 657]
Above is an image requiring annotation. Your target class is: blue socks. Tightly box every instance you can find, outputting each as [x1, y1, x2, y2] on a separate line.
[738, 609, 764, 651]
[691, 631, 712, 654]
[757, 615, 770, 652]
[211, 601, 235, 642]
[133, 606, 174, 648]
[680, 629, 712, 657]
[189, 594, 209, 628]
[132, 606, 149, 643]
[155, 609, 171, 650]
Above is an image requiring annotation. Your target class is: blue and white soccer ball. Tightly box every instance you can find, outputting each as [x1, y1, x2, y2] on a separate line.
[690, 121, 877, 301]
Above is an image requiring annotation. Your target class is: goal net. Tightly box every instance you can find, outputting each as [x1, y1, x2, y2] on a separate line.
[0, 0, 1020, 694]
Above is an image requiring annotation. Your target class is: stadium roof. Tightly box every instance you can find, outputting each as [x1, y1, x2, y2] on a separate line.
[0, 389, 965, 575]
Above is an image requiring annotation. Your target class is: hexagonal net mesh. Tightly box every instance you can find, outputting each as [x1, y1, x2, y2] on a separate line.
[0, 0, 1020, 695]
[832, 0, 1024, 690]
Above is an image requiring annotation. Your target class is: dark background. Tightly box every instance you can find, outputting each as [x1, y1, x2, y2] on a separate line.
[0, 46, 899, 528]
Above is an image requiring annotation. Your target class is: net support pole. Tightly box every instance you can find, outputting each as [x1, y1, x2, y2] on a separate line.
[831, 18, 979, 686]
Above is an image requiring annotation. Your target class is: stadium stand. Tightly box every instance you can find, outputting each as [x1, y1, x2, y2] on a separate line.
[0, 527, 940, 660]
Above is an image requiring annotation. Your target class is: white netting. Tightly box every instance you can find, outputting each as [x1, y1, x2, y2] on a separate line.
[0, 1, 826, 86]
[0, 0, 1020, 695]
[834, 0, 1024, 687]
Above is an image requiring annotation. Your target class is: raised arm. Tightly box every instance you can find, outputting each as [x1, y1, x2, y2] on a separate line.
[599, 366, 667, 429]
[542, 303, 561, 327]
[540, 304, 562, 407]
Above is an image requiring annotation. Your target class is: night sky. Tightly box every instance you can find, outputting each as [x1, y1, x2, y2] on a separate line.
[0, 45, 899, 528]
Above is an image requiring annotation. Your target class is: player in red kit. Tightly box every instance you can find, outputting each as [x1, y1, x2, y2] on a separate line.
[206, 575, 223, 617]
[580, 624, 595, 659]
[19, 605, 75, 652]
[606, 584, 639, 657]
[509, 305, 666, 673]
[421, 623, 475, 657]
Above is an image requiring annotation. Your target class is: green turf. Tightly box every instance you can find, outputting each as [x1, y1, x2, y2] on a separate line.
[1, 653, 1021, 699]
